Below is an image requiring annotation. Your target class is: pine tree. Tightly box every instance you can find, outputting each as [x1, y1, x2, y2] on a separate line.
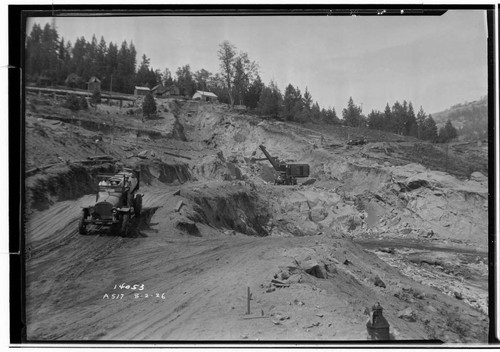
[26, 23, 43, 80]
[291, 87, 312, 123]
[292, 87, 304, 119]
[40, 23, 59, 81]
[96, 36, 107, 81]
[79, 96, 89, 110]
[127, 42, 137, 93]
[391, 101, 405, 134]
[91, 90, 101, 105]
[257, 81, 282, 119]
[88, 34, 98, 77]
[342, 97, 363, 127]
[328, 107, 339, 124]
[367, 110, 384, 130]
[438, 119, 458, 143]
[154, 69, 163, 86]
[106, 42, 118, 86]
[72, 37, 87, 78]
[383, 103, 392, 132]
[56, 37, 69, 84]
[218, 41, 237, 107]
[303, 87, 312, 111]
[416, 106, 427, 139]
[114, 40, 137, 94]
[406, 102, 418, 137]
[194, 68, 212, 92]
[65, 94, 81, 111]
[217, 41, 259, 108]
[232, 54, 250, 105]
[445, 119, 458, 140]
[283, 84, 298, 121]
[208, 73, 228, 104]
[137, 54, 154, 88]
[422, 115, 438, 141]
[282, 84, 305, 122]
[162, 68, 174, 87]
[176, 64, 196, 97]
[245, 75, 264, 110]
[142, 93, 157, 118]
[311, 102, 321, 120]
[27, 24, 146, 94]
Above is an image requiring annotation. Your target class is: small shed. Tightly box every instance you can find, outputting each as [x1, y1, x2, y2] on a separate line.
[192, 90, 218, 103]
[169, 85, 181, 96]
[65, 73, 83, 88]
[151, 84, 168, 96]
[37, 75, 52, 87]
[134, 86, 150, 96]
[87, 76, 101, 93]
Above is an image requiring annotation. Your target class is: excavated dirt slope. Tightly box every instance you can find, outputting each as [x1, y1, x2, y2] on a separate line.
[23, 94, 489, 344]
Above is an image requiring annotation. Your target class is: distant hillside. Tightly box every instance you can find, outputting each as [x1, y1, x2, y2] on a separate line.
[432, 96, 488, 141]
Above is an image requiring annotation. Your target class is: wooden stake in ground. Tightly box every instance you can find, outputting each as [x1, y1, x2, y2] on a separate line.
[247, 287, 250, 314]
[246, 287, 251, 315]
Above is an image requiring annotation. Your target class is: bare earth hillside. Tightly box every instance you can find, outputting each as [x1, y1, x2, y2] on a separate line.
[23, 93, 489, 344]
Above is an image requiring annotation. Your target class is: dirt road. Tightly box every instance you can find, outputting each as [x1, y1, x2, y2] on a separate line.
[26, 184, 488, 342]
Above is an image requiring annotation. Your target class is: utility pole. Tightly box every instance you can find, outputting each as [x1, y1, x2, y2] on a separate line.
[111, 116, 115, 145]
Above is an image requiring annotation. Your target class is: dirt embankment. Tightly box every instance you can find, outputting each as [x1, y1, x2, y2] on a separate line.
[178, 102, 489, 248]
[24, 96, 489, 343]
[25, 181, 488, 342]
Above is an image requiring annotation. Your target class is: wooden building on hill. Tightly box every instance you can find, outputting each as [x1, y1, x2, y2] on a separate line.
[151, 84, 168, 96]
[134, 86, 150, 96]
[151, 84, 181, 97]
[87, 76, 101, 93]
[169, 85, 181, 96]
[192, 90, 218, 103]
[37, 74, 52, 87]
[65, 73, 83, 88]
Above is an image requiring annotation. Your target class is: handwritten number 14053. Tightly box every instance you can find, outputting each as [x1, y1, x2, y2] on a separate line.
[113, 283, 145, 290]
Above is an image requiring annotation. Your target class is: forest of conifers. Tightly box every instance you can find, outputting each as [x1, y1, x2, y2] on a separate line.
[26, 22, 464, 142]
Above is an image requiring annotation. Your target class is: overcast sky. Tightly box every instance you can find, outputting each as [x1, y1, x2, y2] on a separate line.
[27, 10, 488, 114]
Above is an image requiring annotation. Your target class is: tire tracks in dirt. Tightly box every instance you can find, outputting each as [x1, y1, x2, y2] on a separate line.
[101, 237, 270, 340]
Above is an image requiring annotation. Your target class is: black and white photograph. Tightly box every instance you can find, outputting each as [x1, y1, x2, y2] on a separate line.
[11, 3, 495, 346]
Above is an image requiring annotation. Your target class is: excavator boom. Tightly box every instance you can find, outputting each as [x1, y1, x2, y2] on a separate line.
[258, 145, 310, 185]
[259, 145, 281, 171]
